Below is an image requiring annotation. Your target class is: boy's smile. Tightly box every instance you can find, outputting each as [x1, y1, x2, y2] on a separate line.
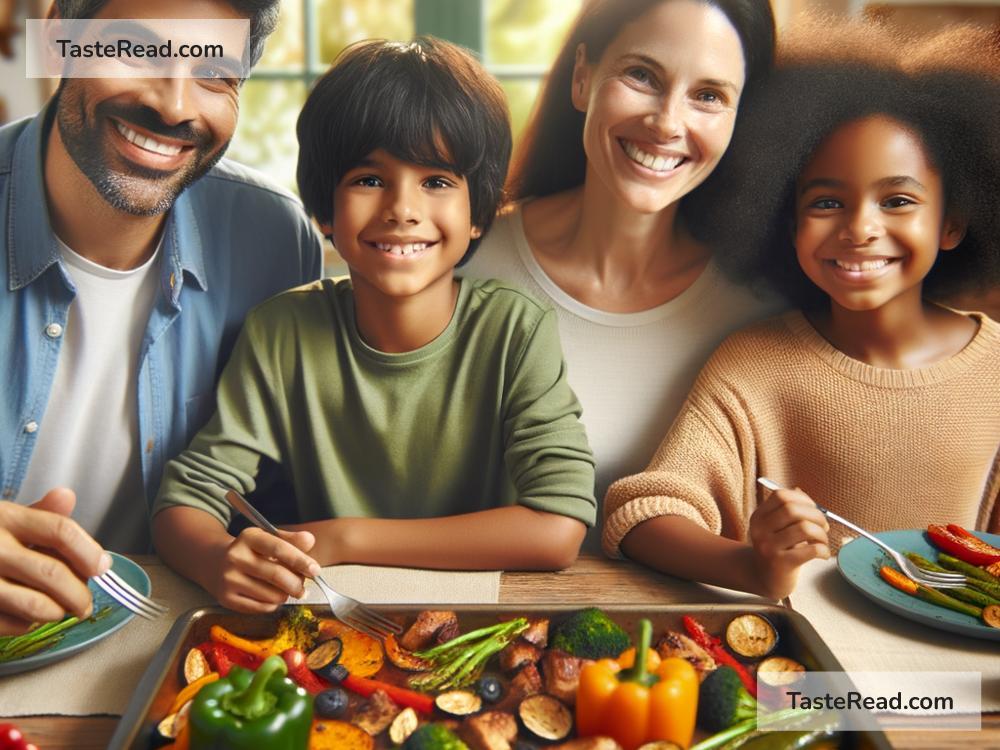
[323, 149, 481, 349]
[794, 115, 964, 314]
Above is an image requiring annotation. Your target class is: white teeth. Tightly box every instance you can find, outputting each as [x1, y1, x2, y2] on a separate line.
[622, 140, 683, 172]
[373, 242, 428, 256]
[835, 259, 891, 272]
[115, 122, 183, 157]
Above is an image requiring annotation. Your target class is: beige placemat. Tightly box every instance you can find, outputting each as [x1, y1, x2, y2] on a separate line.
[0, 560, 500, 717]
[788, 559, 1000, 712]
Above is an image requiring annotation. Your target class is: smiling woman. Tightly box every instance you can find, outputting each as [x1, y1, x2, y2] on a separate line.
[460, 0, 784, 544]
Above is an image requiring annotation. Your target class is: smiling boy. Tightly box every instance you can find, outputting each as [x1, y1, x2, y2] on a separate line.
[152, 39, 597, 611]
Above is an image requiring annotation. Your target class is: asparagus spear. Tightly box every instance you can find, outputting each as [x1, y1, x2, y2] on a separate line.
[937, 554, 1000, 599]
[906, 553, 1000, 607]
[879, 566, 983, 619]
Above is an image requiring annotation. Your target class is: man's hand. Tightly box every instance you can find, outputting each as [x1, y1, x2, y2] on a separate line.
[748, 486, 830, 599]
[207, 527, 321, 614]
[0, 489, 111, 635]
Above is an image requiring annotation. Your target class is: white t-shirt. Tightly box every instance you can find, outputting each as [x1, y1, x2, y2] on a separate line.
[461, 207, 786, 550]
[16, 239, 161, 553]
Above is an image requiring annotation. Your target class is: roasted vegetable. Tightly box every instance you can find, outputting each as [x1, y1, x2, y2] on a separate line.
[283, 647, 331, 694]
[519, 694, 572, 741]
[0, 607, 110, 663]
[984, 605, 1000, 629]
[756, 657, 805, 688]
[189, 654, 313, 750]
[697, 665, 757, 733]
[317, 619, 384, 677]
[576, 619, 699, 750]
[385, 633, 433, 671]
[656, 632, 716, 678]
[307, 639, 344, 683]
[879, 566, 983, 619]
[390, 707, 420, 745]
[199, 640, 263, 677]
[411, 618, 530, 691]
[341, 671, 437, 715]
[309, 719, 374, 750]
[550, 608, 630, 660]
[905, 554, 1000, 607]
[682, 616, 755, 698]
[926, 525, 1000, 566]
[404, 723, 470, 750]
[724, 615, 777, 659]
[436, 690, 483, 716]
[937, 554, 1000, 599]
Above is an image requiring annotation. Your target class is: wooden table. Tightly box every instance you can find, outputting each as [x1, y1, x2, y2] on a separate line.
[4, 556, 998, 748]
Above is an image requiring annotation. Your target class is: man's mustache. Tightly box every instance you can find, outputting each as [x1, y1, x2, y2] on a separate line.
[100, 103, 209, 147]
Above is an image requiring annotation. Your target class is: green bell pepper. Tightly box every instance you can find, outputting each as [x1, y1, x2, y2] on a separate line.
[190, 654, 313, 750]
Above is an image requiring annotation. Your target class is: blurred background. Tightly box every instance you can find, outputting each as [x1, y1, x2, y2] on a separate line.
[1, 0, 998, 313]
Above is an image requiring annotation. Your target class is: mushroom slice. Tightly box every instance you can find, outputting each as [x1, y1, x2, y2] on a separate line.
[460, 710, 518, 750]
[388, 707, 420, 745]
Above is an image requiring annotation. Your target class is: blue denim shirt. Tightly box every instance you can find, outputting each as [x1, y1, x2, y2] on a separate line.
[0, 108, 323, 511]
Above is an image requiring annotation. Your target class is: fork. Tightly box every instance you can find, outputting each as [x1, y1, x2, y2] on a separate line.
[91, 568, 168, 620]
[756, 477, 966, 589]
[223, 489, 402, 640]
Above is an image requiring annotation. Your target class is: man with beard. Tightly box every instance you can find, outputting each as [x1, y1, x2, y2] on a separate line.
[0, 0, 322, 634]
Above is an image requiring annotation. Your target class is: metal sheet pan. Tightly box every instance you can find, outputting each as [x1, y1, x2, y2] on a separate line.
[109, 603, 893, 750]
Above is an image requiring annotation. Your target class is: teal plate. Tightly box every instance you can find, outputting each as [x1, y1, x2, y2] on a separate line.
[838, 529, 1000, 642]
[0, 552, 149, 675]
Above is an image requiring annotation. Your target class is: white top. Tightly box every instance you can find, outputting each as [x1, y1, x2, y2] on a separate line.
[461, 206, 786, 550]
[17, 239, 161, 553]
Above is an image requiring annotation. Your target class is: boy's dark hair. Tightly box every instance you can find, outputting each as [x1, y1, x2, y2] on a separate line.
[296, 37, 512, 261]
[55, 0, 279, 71]
[508, 0, 775, 206]
[686, 19, 1000, 308]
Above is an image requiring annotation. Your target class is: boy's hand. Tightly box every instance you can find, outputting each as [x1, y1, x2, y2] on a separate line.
[748, 486, 830, 599]
[210, 527, 321, 613]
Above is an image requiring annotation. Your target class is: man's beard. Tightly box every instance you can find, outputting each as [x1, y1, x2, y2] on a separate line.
[56, 85, 229, 217]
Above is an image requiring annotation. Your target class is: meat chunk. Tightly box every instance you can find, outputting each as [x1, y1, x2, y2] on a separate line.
[509, 662, 542, 698]
[656, 631, 717, 678]
[399, 610, 460, 651]
[541, 649, 586, 706]
[521, 618, 550, 648]
[499, 640, 542, 672]
[351, 689, 400, 736]
[460, 710, 518, 750]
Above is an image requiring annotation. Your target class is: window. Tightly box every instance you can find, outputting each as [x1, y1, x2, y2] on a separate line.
[228, 0, 582, 192]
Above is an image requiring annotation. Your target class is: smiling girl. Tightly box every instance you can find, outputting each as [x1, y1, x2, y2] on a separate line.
[601, 19, 1000, 599]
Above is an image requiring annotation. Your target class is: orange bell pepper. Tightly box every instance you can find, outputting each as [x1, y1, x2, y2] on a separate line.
[576, 619, 699, 750]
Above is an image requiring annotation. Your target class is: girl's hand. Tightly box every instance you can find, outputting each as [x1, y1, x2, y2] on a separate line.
[210, 527, 321, 613]
[748, 486, 830, 599]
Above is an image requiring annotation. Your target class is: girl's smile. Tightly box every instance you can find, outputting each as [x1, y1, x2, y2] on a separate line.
[794, 115, 965, 314]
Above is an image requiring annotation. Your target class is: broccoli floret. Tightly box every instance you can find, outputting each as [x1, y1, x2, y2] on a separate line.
[403, 723, 470, 750]
[697, 665, 759, 732]
[549, 608, 630, 659]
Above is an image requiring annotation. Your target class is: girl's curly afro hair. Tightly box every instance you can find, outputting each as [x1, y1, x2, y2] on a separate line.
[685, 15, 1000, 309]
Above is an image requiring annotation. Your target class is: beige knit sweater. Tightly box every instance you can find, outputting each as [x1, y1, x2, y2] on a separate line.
[603, 311, 1000, 558]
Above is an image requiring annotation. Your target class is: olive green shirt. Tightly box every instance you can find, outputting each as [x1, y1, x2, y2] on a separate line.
[153, 277, 596, 528]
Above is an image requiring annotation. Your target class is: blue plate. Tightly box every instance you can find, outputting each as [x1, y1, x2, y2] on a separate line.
[837, 529, 1000, 642]
[0, 552, 149, 675]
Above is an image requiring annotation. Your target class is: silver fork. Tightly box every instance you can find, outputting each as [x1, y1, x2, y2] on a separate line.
[756, 477, 966, 589]
[223, 489, 403, 640]
[92, 568, 168, 620]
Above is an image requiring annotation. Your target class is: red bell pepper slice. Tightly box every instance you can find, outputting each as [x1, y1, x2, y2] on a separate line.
[197, 640, 262, 677]
[282, 648, 332, 694]
[927, 525, 1000, 566]
[682, 615, 757, 698]
[341, 673, 436, 715]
